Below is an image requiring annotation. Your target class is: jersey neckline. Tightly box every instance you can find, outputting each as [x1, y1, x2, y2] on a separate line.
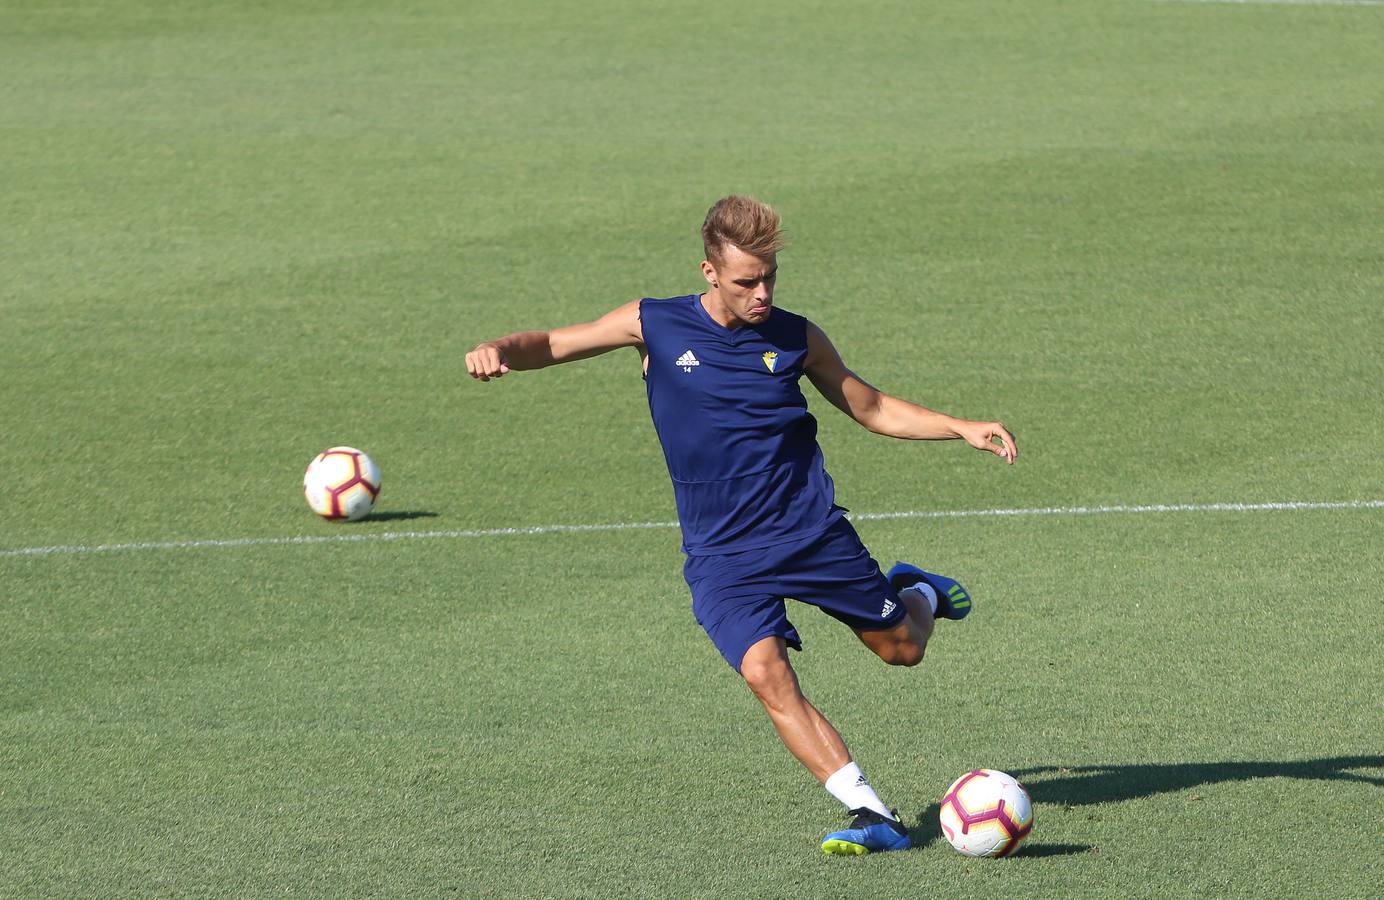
[692, 293, 767, 342]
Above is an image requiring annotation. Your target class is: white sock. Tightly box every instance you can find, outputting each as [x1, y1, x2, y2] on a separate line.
[824, 761, 894, 820]
[902, 581, 939, 615]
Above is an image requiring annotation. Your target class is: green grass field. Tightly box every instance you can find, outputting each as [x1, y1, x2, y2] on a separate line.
[3, 0, 1382, 896]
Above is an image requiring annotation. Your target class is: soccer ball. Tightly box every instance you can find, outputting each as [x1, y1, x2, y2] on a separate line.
[303, 446, 381, 521]
[939, 769, 1034, 858]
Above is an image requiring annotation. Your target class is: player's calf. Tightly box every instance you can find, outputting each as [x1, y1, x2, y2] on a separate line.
[856, 618, 927, 666]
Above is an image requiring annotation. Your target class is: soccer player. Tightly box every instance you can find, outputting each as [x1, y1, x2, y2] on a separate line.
[465, 196, 1017, 855]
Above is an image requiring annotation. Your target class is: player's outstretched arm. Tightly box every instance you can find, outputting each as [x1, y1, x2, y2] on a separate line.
[803, 321, 1017, 465]
[466, 300, 645, 381]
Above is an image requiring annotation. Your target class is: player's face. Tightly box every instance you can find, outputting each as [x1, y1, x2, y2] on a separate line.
[703, 245, 778, 327]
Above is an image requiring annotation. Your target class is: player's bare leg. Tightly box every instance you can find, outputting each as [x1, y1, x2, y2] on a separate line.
[855, 592, 933, 666]
[739, 635, 849, 782]
[739, 635, 912, 855]
[859, 561, 975, 664]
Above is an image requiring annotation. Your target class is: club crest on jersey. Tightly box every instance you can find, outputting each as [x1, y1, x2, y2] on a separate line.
[762, 351, 778, 372]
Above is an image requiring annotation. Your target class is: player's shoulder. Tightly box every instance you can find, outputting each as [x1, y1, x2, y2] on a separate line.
[771, 305, 808, 326]
[764, 305, 811, 342]
[638, 293, 698, 309]
[637, 294, 699, 328]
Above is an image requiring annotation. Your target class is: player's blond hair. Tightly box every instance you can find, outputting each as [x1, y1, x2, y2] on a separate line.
[701, 195, 784, 264]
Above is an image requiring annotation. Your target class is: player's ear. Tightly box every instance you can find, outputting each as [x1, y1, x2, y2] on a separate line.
[700, 259, 719, 288]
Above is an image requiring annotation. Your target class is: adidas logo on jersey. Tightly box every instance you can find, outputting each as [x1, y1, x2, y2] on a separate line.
[676, 349, 700, 373]
[880, 598, 897, 618]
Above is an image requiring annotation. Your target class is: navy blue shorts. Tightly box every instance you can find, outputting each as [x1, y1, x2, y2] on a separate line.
[684, 517, 908, 672]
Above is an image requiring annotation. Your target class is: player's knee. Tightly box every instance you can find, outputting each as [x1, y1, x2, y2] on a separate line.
[740, 655, 798, 706]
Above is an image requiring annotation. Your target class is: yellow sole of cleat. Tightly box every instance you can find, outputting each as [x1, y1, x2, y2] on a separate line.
[821, 839, 869, 856]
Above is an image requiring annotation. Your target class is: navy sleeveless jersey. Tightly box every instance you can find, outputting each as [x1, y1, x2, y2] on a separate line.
[640, 294, 842, 555]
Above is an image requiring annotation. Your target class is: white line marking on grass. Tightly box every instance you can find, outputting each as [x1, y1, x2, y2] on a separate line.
[1149, 0, 1384, 7]
[0, 520, 680, 559]
[3, 500, 1381, 559]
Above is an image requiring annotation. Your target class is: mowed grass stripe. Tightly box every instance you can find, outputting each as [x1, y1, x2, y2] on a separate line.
[3, 499, 1380, 558]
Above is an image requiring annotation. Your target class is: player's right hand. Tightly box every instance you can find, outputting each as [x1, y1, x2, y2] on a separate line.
[956, 419, 1017, 465]
[465, 342, 510, 381]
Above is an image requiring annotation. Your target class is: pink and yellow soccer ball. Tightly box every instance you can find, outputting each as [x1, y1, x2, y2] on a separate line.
[939, 768, 1034, 858]
[303, 447, 381, 521]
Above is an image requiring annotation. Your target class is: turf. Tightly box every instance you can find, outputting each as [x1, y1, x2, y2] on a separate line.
[2, 0, 1382, 896]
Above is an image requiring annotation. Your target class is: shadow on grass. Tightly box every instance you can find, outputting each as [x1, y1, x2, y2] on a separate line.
[905, 802, 1094, 856]
[1010, 754, 1384, 808]
[908, 755, 1382, 853]
[907, 802, 945, 849]
[361, 510, 440, 523]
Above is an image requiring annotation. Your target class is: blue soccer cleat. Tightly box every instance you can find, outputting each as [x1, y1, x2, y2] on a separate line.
[886, 562, 972, 620]
[821, 807, 912, 856]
